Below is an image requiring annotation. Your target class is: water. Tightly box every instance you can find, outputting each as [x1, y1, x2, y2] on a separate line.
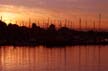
[0, 45, 108, 71]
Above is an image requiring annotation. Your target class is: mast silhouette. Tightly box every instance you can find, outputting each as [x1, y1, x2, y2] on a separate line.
[47, 17, 50, 28]
[0, 16, 2, 21]
[79, 18, 82, 31]
[59, 20, 62, 28]
[85, 19, 87, 31]
[99, 14, 102, 31]
[16, 20, 17, 24]
[93, 20, 96, 31]
[65, 19, 67, 27]
[42, 19, 45, 28]
[71, 21, 73, 29]
[29, 18, 31, 28]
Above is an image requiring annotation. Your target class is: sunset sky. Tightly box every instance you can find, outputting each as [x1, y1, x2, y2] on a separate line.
[0, 0, 108, 29]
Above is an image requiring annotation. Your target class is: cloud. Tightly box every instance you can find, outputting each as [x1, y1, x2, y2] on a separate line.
[0, 0, 107, 19]
[0, 4, 62, 20]
[0, 0, 108, 13]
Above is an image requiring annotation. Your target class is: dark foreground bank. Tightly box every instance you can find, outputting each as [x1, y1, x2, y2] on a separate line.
[0, 20, 108, 46]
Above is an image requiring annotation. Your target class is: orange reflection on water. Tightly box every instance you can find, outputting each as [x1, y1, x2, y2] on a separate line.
[0, 46, 108, 71]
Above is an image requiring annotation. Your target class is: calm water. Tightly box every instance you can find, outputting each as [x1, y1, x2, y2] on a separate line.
[0, 45, 108, 71]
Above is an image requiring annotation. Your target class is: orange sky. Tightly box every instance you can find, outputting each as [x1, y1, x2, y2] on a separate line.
[0, 0, 108, 30]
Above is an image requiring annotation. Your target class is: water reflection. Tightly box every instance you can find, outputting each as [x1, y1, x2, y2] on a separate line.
[0, 45, 108, 71]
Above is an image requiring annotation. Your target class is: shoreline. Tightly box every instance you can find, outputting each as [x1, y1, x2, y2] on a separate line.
[0, 40, 108, 47]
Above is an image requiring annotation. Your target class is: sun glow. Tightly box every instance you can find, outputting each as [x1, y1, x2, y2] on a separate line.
[0, 12, 19, 24]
